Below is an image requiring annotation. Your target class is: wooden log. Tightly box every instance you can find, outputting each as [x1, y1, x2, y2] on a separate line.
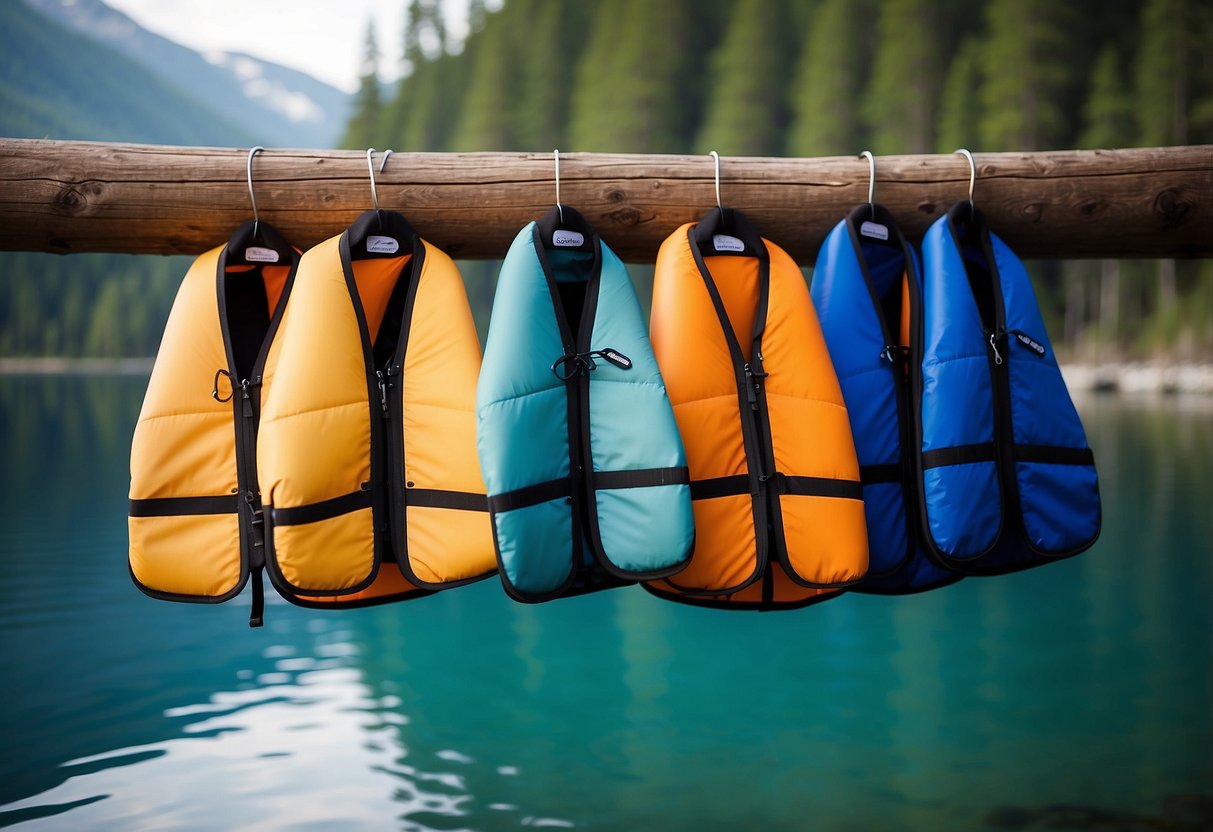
[0, 139, 1209, 261]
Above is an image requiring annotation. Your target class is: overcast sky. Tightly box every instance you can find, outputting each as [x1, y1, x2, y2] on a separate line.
[103, 0, 475, 93]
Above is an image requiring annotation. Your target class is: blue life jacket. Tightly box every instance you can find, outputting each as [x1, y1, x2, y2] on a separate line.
[812, 204, 959, 593]
[476, 205, 695, 602]
[917, 201, 1101, 573]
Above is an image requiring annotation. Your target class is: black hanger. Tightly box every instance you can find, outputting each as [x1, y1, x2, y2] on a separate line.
[224, 219, 296, 267]
[346, 208, 418, 260]
[535, 203, 596, 253]
[690, 206, 766, 258]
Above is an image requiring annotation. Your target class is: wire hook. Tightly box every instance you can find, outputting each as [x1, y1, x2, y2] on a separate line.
[860, 150, 876, 216]
[366, 147, 384, 211]
[246, 146, 264, 236]
[954, 148, 976, 209]
[554, 148, 564, 223]
[709, 150, 725, 223]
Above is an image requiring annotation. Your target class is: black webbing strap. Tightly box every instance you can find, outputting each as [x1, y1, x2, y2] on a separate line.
[246, 494, 266, 628]
[270, 489, 373, 527]
[859, 464, 901, 484]
[689, 475, 750, 501]
[406, 488, 489, 511]
[1014, 444, 1095, 466]
[767, 472, 863, 500]
[248, 567, 264, 628]
[487, 477, 570, 514]
[128, 495, 239, 517]
[593, 466, 690, 490]
[921, 443, 997, 470]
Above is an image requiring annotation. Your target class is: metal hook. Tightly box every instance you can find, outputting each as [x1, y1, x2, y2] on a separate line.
[860, 150, 876, 215]
[709, 150, 725, 223]
[379, 149, 393, 173]
[954, 148, 976, 209]
[366, 147, 383, 211]
[554, 149, 564, 223]
[246, 146, 264, 236]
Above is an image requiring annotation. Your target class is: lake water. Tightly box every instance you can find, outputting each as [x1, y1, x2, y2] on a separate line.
[0, 374, 1209, 831]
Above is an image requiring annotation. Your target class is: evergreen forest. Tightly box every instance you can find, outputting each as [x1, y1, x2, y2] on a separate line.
[3, 0, 1212, 359]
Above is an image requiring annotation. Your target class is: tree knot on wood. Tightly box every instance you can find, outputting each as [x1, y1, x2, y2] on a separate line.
[603, 206, 643, 227]
[53, 182, 103, 217]
[1078, 199, 1104, 217]
[1153, 188, 1191, 228]
[1021, 202, 1044, 223]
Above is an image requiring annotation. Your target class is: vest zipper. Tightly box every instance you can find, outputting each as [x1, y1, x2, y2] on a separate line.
[236, 377, 265, 627]
[380, 362, 405, 567]
[985, 259, 1017, 552]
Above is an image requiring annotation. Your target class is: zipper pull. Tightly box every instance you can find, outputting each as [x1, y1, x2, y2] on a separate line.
[240, 378, 253, 417]
[988, 332, 1003, 366]
[1008, 329, 1047, 358]
[598, 348, 632, 370]
[376, 370, 389, 416]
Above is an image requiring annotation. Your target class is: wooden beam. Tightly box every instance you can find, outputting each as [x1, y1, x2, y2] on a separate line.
[1, 139, 1209, 261]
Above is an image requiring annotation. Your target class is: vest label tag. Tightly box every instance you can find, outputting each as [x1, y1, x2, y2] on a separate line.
[367, 235, 400, 254]
[860, 221, 889, 241]
[713, 234, 745, 252]
[1014, 331, 1047, 356]
[244, 246, 280, 263]
[552, 230, 585, 247]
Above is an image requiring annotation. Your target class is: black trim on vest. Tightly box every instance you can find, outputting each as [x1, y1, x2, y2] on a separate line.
[129, 495, 239, 517]
[488, 477, 571, 514]
[270, 489, 373, 526]
[686, 215, 771, 594]
[642, 581, 844, 612]
[859, 464, 903, 484]
[405, 488, 489, 512]
[842, 202, 923, 583]
[689, 475, 751, 500]
[1014, 444, 1095, 466]
[922, 443, 997, 470]
[593, 466, 690, 490]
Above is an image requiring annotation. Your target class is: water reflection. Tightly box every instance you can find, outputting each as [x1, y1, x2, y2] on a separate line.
[0, 376, 1210, 831]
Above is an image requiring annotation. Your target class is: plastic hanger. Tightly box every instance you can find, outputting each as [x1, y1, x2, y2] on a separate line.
[225, 146, 295, 266]
[347, 147, 417, 259]
[535, 149, 596, 252]
[691, 150, 765, 257]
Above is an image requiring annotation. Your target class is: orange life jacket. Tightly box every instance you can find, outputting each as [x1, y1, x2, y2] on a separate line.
[646, 209, 869, 608]
[129, 221, 298, 626]
[257, 210, 496, 608]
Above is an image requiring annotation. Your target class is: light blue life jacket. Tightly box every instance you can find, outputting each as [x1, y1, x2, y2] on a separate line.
[476, 206, 694, 601]
[812, 203, 958, 593]
[917, 201, 1101, 573]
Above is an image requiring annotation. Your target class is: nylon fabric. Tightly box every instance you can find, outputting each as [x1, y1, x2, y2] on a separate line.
[917, 203, 1100, 573]
[811, 204, 957, 593]
[647, 213, 867, 609]
[477, 207, 693, 602]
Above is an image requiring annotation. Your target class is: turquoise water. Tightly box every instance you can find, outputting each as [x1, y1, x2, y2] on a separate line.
[0, 375, 1209, 831]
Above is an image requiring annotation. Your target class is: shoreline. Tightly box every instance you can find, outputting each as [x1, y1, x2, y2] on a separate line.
[2, 356, 1210, 395]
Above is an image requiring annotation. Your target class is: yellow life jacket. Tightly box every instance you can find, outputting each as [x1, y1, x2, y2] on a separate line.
[257, 210, 496, 608]
[129, 221, 298, 626]
[646, 209, 869, 609]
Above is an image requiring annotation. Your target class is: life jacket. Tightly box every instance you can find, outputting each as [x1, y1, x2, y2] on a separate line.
[646, 208, 869, 609]
[476, 205, 695, 602]
[811, 204, 959, 594]
[257, 209, 497, 607]
[917, 201, 1101, 573]
[129, 220, 299, 626]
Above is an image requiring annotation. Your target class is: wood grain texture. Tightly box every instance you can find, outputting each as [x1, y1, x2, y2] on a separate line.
[1, 139, 1209, 261]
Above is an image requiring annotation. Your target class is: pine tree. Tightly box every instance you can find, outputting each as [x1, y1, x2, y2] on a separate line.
[693, 0, 792, 157]
[862, 0, 943, 155]
[977, 0, 1071, 150]
[1078, 46, 1133, 149]
[786, 0, 868, 156]
[936, 36, 980, 152]
[449, 6, 515, 150]
[340, 21, 383, 149]
[568, 0, 694, 153]
[1133, 0, 1213, 145]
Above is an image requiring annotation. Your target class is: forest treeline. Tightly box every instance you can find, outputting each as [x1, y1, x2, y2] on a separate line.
[341, 0, 1213, 361]
[3, 0, 1210, 359]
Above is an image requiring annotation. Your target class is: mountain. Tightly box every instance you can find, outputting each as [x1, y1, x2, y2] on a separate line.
[0, 0, 252, 145]
[21, 0, 349, 148]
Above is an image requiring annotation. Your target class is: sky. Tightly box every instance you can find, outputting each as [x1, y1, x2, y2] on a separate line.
[102, 0, 475, 93]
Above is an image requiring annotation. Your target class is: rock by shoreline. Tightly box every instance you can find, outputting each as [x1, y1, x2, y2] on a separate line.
[1061, 362, 1213, 396]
